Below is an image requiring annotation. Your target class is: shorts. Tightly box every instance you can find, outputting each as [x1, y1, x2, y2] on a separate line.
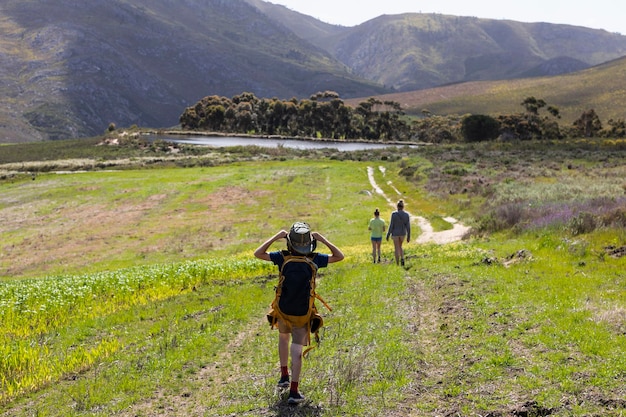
[278, 319, 308, 345]
[371, 237, 382, 242]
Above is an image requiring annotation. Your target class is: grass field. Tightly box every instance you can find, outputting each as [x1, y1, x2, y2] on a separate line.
[0, 141, 625, 416]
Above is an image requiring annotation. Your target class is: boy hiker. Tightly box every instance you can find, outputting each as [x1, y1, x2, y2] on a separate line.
[368, 208, 386, 263]
[254, 222, 344, 404]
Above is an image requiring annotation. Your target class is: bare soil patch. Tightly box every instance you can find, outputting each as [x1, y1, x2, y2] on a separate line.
[0, 180, 269, 279]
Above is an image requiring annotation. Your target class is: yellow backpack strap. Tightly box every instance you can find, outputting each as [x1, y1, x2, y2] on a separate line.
[303, 320, 322, 358]
[303, 345, 316, 357]
[315, 293, 332, 311]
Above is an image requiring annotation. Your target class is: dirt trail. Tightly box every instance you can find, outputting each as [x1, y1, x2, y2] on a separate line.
[367, 166, 470, 244]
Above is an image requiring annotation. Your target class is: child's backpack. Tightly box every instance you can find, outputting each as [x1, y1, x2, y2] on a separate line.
[267, 250, 331, 351]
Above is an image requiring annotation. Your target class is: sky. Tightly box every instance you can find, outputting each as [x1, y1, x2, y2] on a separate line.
[267, 0, 625, 35]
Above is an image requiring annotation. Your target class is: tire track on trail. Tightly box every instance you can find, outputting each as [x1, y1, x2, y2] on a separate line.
[367, 166, 470, 244]
[119, 313, 272, 417]
[368, 166, 473, 415]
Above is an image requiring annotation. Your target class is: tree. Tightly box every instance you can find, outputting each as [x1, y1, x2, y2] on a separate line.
[461, 114, 500, 142]
[521, 97, 546, 115]
[573, 109, 602, 138]
[204, 105, 225, 130]
[546, 105, 561, 119]
[410, 115, 462, 143]
[178, 92, 402, 141]
[496, 97, 562, 140]
[310, 91, 340, 101]
[605, 118, 626, 138]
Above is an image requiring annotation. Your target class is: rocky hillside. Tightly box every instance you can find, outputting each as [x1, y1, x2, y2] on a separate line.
[2, 0, 626, 142]
[0, 0, 383, 142]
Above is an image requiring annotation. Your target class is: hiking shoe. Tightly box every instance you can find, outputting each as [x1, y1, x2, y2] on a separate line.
[288, 391, 305, 404]
[277, 376, 290, 388]
[401, 259, 405, 266]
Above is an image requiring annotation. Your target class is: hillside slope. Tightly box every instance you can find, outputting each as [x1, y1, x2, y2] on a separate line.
[345, 56, 626, 125]
[0, 0, 384, 142]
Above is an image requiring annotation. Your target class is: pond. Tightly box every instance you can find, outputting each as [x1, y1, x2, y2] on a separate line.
[148, 135, 417, 151]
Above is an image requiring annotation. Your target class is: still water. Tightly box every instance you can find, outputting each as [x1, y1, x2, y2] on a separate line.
[149, 135, 416, 151]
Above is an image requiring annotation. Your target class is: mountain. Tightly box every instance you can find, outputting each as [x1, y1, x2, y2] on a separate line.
[2, 0, 626, 142]
[243, 0, 348, 42]
[306, 13, 626, 92]
[0, 0, 384, 142]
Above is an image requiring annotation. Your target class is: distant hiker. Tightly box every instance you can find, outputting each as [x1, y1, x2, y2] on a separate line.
[386, 200, 410, 266]
[254, 222, 344, 405]
[368, 208, 386, 263]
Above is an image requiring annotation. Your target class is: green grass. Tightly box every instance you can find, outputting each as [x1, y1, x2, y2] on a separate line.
[1, 143, 625, 416]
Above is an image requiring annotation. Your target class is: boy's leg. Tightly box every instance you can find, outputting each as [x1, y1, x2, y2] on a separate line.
[288, 327, 307, 403]
[278, 331, 290, 385]
[290, 342, 303, 382]
[278, 332, 290, 367]
[290, 327, 307, 383]
[277, 321, 292, 386]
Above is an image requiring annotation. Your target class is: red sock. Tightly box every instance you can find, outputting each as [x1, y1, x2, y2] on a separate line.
[290, 381, 299, 393]
[281, 366, 289, 378]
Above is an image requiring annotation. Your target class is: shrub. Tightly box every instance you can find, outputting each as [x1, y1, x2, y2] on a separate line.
[461, 114, 500, 142]
[600, 207, 626, 228]
[475, 197, 626, 235]
[568, 212, 598, 235]
[496, 203, 526, 229]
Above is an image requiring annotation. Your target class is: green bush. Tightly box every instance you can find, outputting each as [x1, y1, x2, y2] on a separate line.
[568, 212, 598, 235]
[461, 114, 500, 142]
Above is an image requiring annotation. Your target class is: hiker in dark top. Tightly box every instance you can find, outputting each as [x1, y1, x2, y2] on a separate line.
[254, 222, 344, 404]
[386, 199, 410, 266]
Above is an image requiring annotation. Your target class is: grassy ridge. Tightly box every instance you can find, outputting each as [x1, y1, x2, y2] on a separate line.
[1, 145, 625, 415]
[345, 56, 626, 125]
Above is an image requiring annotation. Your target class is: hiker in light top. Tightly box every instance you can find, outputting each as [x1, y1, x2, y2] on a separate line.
[254, 222, 344, 405]
[368, 208, 386, 263]
[386, 199, 410, 266]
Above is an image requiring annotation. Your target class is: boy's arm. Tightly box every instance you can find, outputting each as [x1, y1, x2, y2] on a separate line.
[253, 230, 288, 261]
[312, 232, 344, 263]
